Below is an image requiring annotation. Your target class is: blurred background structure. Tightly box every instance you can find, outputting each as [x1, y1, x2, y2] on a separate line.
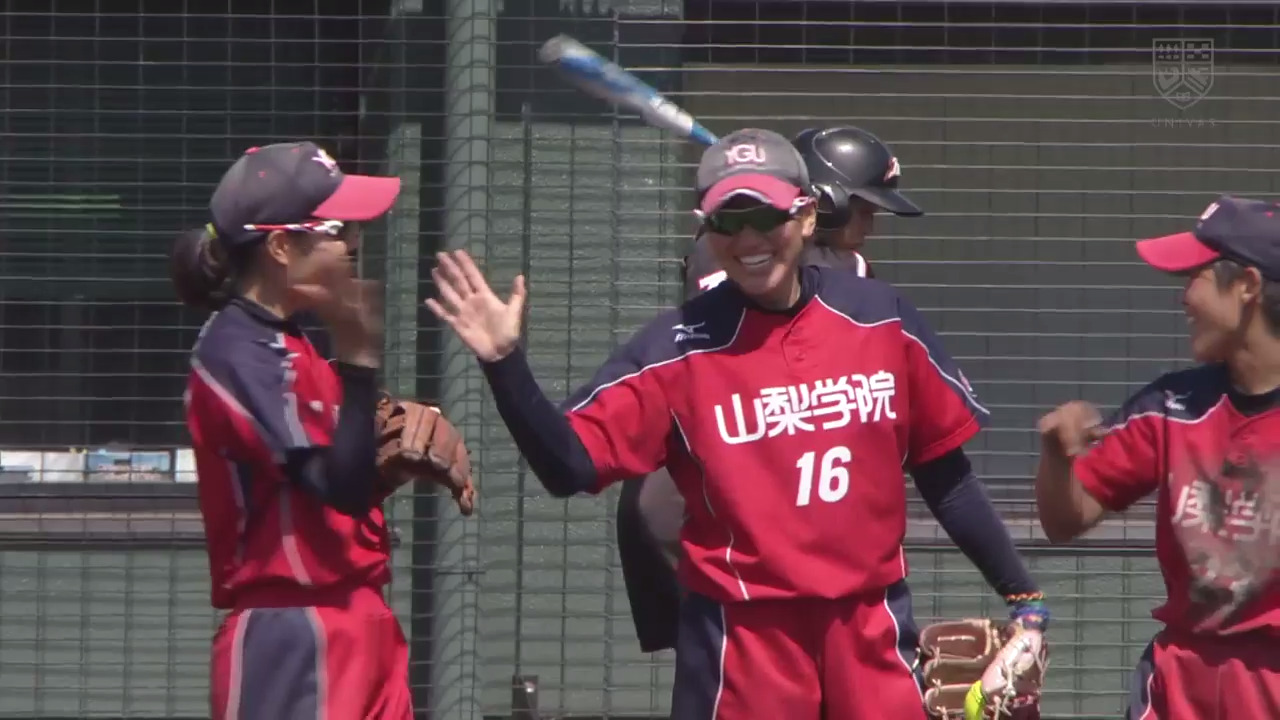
[2, 1, 1279, 718]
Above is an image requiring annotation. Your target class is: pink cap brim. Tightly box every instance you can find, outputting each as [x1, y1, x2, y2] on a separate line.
[313, 174, 402, 221]
[700, 174, 802, 214]
[1136, 231, 1221, 273]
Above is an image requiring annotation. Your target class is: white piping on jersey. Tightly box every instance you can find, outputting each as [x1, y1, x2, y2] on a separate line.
[1106, 396, 1225, 432]
[711, 604, 728, 720]
[853, 252, 868, 278]
[305, 607, 330, 720]
[814, 296, 990, 418]
[568, 308, 749, 413]
[673, 413, 750, 601]
[191, 358, 283, 465]
[190, 357, 312, 587]
[224, 607, 252, 720]
[881, 585, 926, 703]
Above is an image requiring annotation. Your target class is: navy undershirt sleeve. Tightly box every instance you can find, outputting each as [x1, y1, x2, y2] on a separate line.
[481, 347, 598, 497]
[284, 362, 379, 516]
[911, 448, 1039, 599]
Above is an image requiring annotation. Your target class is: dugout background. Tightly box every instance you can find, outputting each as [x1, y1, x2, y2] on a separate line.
[2, 1, 1279, 718]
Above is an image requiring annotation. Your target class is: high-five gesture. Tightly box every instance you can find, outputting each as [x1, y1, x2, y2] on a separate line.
[425, 250, 527, 362]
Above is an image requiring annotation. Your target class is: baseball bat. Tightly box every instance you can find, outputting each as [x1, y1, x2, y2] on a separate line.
[537, 34, 718, 147]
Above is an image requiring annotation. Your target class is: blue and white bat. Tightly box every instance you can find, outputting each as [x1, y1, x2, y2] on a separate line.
[537, 34, 718, 147]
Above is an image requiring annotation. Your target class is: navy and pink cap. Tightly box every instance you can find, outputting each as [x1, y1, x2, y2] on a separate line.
[209, 141, 401, 246]
[1138, 195, 1280, 280]
[695, 128, 812, 215]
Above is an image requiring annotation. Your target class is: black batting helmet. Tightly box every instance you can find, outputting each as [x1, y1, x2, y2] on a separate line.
[791, 126, 923, 230]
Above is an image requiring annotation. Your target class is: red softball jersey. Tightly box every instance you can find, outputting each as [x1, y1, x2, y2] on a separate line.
[564, 266, 987, 603]
[1074, 364, 1280, 636]
[184, 298, 391, 609]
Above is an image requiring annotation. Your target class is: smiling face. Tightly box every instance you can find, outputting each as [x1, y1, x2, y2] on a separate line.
[702, 195, 816, 309]
[1182, 261, 1266, 363]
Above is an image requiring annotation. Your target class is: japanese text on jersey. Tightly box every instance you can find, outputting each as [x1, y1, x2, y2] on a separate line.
[715, 372, 897, 445]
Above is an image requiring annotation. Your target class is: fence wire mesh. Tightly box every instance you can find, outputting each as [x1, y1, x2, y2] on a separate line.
[1, 2, 1278, 719]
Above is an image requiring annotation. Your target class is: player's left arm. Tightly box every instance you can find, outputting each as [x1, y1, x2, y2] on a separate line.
[898, 295, 1046, 624]
[480, 320, 674, 498]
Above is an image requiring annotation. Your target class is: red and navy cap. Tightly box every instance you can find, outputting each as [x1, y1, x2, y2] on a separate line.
[209, 141, 401, 246]
[1138, 195, 1280, 280]
[695, 128, 812, 215]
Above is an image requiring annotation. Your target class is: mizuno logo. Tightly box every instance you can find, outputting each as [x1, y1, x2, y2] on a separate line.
[673, 322, 711, 343]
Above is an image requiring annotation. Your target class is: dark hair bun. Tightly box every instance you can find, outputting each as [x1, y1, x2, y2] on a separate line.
[170, 226, 231, 310]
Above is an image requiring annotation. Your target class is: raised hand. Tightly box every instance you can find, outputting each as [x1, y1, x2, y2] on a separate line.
[1037, 400, 1106, 458]
[425, 250, 526, 363]
[291, 275, 384, 368]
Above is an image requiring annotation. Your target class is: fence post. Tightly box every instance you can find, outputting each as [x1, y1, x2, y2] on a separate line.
[439, 0, 495, 717]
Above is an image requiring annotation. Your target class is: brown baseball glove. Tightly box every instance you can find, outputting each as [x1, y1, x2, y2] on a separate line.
[374, 394, 476, 515]
[920, 618, 1047, 719]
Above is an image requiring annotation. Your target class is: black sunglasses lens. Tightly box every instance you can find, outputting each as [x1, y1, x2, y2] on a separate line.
[706, 207, 790, 235]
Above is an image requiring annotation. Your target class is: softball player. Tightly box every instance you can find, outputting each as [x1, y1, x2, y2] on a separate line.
[173, 141, 413, 719]
[1035, 195, 1280, 718]
[618, 126, 1045, 662]
[429, 128, 1042, 719]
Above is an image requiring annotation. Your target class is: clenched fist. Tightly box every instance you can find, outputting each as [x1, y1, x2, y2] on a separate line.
[1037, 401, 1106, 458]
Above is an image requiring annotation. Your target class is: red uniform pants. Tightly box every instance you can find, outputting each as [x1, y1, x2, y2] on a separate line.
[671, 580, 926, 720]
[210, 585, 411, 720]
[1126, 628, 1280, 719]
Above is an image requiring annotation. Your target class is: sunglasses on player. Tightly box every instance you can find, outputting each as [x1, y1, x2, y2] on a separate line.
[696, 196, 812, 236]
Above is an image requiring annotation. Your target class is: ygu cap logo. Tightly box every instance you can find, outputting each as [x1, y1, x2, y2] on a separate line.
[312, 147, 340, 176]
[725, 143, 766, 166]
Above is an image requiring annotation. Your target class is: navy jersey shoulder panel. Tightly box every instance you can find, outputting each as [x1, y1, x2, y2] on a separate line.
[562, 289, 747, 411]
[1110, 364, 1228, 426]
[810, 266, 903, 325]
[191, 303, 314, 454]
[193, 302, 281, 373]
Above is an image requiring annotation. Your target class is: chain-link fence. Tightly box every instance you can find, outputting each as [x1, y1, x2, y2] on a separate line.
[3, 2, 1279, 718]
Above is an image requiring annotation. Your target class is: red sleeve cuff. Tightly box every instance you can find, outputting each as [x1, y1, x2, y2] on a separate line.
[1072, 457, 1128, 513]
[911, 415, 980, 468]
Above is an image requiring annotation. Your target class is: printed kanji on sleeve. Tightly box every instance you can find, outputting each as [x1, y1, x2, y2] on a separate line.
[896, 295, 989, 466]
[1073, 382, 1164, 512]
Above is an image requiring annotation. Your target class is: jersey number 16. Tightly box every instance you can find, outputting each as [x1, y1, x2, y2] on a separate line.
[795, 445, 852, 506]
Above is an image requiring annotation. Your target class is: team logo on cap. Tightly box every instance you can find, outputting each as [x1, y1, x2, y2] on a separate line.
[312, 148, 340, 176]
[1199, 201, 1220, 221]
[725, 144, 766, 166]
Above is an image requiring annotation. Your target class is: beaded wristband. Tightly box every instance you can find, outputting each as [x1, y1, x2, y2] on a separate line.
[1007, 596, 1049, 631]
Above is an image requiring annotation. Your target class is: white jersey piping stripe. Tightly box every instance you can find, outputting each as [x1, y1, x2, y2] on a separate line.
[1106, 396, 1225, 432]
[569, 308, 748, 413]
[189, 356, 312, 587]
[673, 413, 750, 601]
[881, 586, 926, 703]
[815, 296, 990, 417]
[305, 607, 329, 720]
[711, 604, 728, 720]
